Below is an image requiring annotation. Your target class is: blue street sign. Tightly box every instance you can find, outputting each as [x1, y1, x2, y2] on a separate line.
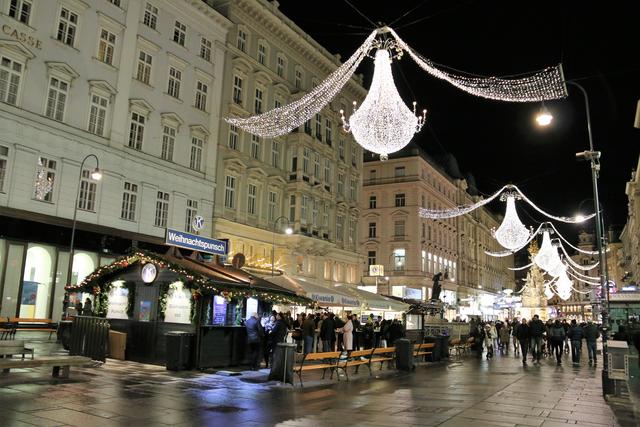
[165, 229, 228, 255]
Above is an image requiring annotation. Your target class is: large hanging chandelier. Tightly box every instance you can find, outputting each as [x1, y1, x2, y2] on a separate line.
[555, 271, 573, 300]
[340, 46, 426, 160]
[534, 230, 562, 272]
[492, 192, 532, 251]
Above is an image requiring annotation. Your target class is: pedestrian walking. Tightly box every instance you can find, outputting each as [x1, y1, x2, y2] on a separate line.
[529, 315, 545, 363]
[567, 319, 584, 364]
[245, 312, 264, 370]
[516, 318, 530, 365]
[511, 319, 520, 355]
[320, 313, 335, 352]
[499, 322, 511, 354]
[302, 313, 316, 354]
[549, 320, 566, 365]
[583, 320, 600, 365]
[340, 315, 354, 351]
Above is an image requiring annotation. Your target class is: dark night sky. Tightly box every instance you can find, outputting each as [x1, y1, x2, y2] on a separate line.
[277, 1, 640, 242]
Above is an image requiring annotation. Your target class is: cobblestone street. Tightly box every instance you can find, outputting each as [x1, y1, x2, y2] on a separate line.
[0, 336, 637, 426]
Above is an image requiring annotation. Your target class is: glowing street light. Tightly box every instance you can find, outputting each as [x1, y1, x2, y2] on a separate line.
[535, 103, 553, 126]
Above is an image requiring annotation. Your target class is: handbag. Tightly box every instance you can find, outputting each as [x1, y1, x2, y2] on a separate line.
[291, 329, 302, 340]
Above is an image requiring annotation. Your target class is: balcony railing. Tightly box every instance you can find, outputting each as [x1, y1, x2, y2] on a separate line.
[363, 175, 420, 186]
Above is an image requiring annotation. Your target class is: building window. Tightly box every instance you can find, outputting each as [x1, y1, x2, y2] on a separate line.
[173, 21, 186, 46]
[9, 0, 31, 24]
[77, 169, 97, 211]
[143, 2, 158, 29]
[337, 173, 344, 195]
[276, 55, 285, 78]
[108, 0, 121, 7]
[185, 199, 197, 233]
[120, 182, 137, 221]
[315, 114, 322, 140]
[57, 7, 78, 46]
[351, 145, 357, 166]
[369, 169, 377, 181]
[324, 159, 331, 183]
[88, 94, 108, 136]
[98, 29, 116, 65]
[349, 178, 356, 200]
[368, 222, 376, 238]
[228, 124, 238, 150]
[161, 125, 176, 161]
[313, 153, 320, 179]
[250, 135, 260, 160]
[323, 202, 329, 228]
[257, 42, 266, 65]
[190, 137, 203, 171]
[312, 199, 318, 227]
[422, 223, 426, 238]
[336, 215, 344, 241]
[301, 195, 308, 224]
[237, 29, 246, 52]
[34, 157, 56, 202]
[200, 37, 212, 62]
[136, 51, 152, 84]
[232, 75, 243, 104]
[167, 67, 181, 98]
[421, 250, 427, 272]
[268, 191, 277, 222]
[368, 251, 376, 266]
[224, 175, 235, 209]
[274, 98, 281, 109]
[195, 81, 208, 111]
[0, 145, 8, 192]
[294, 68, 302, 89]
[393, 248, 406, 271]
[395, 193, 406, 207]
[154, 191, 169, 228]
[303, 119, 311, 135]
[395, 166, 405, 177]
[325, 119, 332, 145]
[288, 194, 296, 221]
[254, 87, 263, 114]
[421, 194, 426, 208]
[271, 140, 280, 168]
[394, 220, 405, 237]
[302, 147, 310, 175]
[128, 112, 145, 150]
[338, 140, 345, 160]
[0, 56, 22, 105]
[45, 77, 68, 121]
[247, 184, 257, 215]
[369, 195, 376, 209]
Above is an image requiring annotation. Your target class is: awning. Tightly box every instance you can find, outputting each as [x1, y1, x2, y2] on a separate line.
[266, 275, 361, 307]
[334, 284, 410, 312]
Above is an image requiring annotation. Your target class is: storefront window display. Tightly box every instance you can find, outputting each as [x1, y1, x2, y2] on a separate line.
[0, 242, 25, 317]
[20, 244, 56, 318]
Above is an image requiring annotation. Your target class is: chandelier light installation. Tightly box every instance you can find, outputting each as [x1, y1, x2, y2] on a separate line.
[340, 46, 426, 160]
[34, 159, 54, 200]
[491, 192, 532, 251]
[534, 230, 562, 272]
[225, 27, 567, 158]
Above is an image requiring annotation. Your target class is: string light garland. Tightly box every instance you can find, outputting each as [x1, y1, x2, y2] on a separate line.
[387, 27, 568, 102]
[547, 222, 604, 255]
[558, 243, 599, 271]
[340, 47, 426, 160]
[508, 262, 533, 271]
[492, 192, 533, 251]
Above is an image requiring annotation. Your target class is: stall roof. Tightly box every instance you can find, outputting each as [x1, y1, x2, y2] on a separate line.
[266, 276, 361, 307]
[334, 284, 410, 312]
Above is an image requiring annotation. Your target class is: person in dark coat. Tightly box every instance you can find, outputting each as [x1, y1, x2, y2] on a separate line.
[351, 314, 361, 350]
[245, 312, 264, 370]
[548, 320, 566, 365]
[320, 313, 335, 352]
[516, 318, 531, 365]
[583, 320, 600, 365]
[567, 319, 585, 364]
[82, 298, 93, 316]
[387, 319, 404, 347]
[333, 314, 344, 351]
[302, 314, 316, 354]
[529, 315, 545, 363]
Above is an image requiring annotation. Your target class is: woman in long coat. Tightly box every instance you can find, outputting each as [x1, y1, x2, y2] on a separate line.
[341, 316, 354, 351]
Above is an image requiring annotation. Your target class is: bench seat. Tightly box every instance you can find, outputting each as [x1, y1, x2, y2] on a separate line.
[0, 355, 91, 378]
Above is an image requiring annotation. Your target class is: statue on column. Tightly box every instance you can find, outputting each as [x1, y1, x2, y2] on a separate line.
[431, 272, 443, 301]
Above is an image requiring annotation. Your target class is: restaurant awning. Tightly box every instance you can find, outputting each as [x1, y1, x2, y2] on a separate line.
[266, 275, 361, 307]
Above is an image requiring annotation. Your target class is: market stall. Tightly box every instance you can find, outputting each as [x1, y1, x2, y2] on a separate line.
[66, 248, 310, 368]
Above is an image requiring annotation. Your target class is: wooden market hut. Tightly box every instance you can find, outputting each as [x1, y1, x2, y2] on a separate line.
[66, 248, 311, 368]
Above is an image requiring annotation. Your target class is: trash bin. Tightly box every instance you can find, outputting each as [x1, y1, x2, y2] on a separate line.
[439, 335, 449, 358]
[423, 336, 440, 362]
[268, 342, 296, 384]
[395, 338, 413, 371]
[165, 331, 194, 371]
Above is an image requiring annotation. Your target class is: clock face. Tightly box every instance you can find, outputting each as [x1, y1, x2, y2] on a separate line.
[141, 263, 157, 284]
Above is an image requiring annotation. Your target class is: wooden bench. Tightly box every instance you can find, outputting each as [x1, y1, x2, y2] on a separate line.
[0, 317, 16, 340]
[0, 355, 91, 378]
[0, 340, 34, 360]
[369, 347, 395, 371]
[294, 351, 341, 387]
[9, 318, 58, 340]
[337, 349, 373, 380]
[413, 343, 435, 363]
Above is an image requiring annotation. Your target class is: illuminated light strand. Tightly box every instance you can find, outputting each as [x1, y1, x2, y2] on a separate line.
[419, 185, 508, 219]
[492, 193, 533, 251]
[508, 262, 533, 271]
[225, 30, 378, 138]
[387, 28, 568, 102]
[564, 262, 601, 284]
[557, 242, 599, 270]
[547, 223, 604, 255]
[512, 186, 595, 224]
[566, 268, 601, 286]
[340, 48, 426, 160]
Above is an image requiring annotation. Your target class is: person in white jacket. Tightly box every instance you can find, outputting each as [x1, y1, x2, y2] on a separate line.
[341, 316, 354, 351]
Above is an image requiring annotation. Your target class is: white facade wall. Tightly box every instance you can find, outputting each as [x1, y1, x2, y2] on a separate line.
[0, 0, 230, 238]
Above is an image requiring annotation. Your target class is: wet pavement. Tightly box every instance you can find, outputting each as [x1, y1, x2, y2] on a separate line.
[0, 333, 637, 427]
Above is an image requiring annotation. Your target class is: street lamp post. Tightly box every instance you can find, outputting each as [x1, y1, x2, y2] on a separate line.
[66, 155, 102, 294]
[536, 80, 612, 395]
[271, 216, 293, 276]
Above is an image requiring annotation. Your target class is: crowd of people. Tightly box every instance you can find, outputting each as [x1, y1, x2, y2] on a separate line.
[469, 315, 601, 366]
[244, 311, 405, 370]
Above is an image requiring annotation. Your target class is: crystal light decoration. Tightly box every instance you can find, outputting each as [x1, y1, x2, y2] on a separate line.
[544, 283, 554, 299]
[534, 231, 562, 272]
[34, 160, 53, 200]
[555, 271, 573, 300]
[492, 192, 532, 251]
[340, 48, 426, 161]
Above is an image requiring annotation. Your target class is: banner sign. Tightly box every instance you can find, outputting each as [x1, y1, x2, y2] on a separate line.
[165, 229, 228, 255]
